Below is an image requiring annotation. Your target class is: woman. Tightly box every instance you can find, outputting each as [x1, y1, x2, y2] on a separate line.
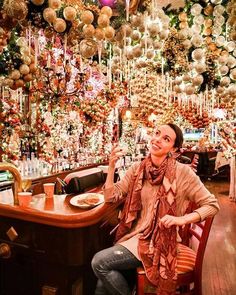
[92, 123, 219, 295]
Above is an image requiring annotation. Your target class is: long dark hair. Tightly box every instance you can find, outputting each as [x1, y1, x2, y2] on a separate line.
[167, 123, 184, 151]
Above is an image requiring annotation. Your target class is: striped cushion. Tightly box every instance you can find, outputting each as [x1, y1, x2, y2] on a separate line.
[137, 243, 196, 276]
[176, 243, 196, 274]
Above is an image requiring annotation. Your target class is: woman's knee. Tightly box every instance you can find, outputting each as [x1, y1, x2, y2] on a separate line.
[91, 250, 107, 274]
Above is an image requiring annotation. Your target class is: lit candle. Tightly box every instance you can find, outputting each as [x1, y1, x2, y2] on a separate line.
[225, 23, 228, 42]
[109, 44, 112, 89]
[144, 14, 148, 55]
[19, 88, 23, 112]
[64, 33, 67, 65]
[2, 86, 4, 100]
[97, 41, 102, 72]
[34, 37, 38, 66]
[199, 93, 202, 117]
[28, 25, 31, 55]
[215, 125, 218, 144]
[177, 93, 181, 106]
[161, 57, 164, 79]
[126, 0, 130, 21]
[47, 53, 51, 68]
[169, 78, 172, 104]
[166, 74, 169, 105]
[129, 61, 133, 96]
[212, 89, 215, 113]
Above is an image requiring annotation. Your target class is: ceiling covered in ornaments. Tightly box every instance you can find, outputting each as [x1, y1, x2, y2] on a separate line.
[0, 0, 236, 148]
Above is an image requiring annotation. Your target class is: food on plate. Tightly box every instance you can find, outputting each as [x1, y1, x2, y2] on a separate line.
[84, 194, 101, 205]
[74, 193, 103, 207]
[77, 199, 87, 205]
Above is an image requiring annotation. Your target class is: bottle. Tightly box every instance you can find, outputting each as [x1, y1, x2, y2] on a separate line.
[27, 157, 32, 176]
[31, 153, 37, 175]
[22, 155, 28, 177]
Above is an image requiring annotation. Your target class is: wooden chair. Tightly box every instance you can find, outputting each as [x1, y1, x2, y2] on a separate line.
[136, 215, 214, 295]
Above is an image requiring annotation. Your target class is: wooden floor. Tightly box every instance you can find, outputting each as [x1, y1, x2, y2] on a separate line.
[202, 179, 236, 295]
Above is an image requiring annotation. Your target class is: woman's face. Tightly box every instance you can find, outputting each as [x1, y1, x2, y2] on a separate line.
[149, 125, 177, 158]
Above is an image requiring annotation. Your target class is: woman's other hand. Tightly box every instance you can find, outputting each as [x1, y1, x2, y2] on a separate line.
[159, 215, 187, 228]
[160, 211, 201, 228]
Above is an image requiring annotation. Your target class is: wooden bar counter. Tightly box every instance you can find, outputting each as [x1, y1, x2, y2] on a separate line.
[0, 188, 107, 228]
[0, 166, 115, 295]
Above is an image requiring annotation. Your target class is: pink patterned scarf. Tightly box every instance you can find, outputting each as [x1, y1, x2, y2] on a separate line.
[115, 155, 178, 295]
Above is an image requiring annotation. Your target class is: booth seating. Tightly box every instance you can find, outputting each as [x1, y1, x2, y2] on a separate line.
[182, 151, 218, 179]
[136, 215, 214, 295]
[211, 152, 230, 181]
[63, 168, 105, 194]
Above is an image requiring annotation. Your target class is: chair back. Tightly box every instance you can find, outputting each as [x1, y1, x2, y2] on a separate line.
[188, 216, 214, 279]
[136, 214, 215, 295]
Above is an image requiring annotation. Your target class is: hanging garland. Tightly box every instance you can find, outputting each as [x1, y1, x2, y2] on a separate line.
[218, 120, 236, 159]
[0, 90, 22, 161]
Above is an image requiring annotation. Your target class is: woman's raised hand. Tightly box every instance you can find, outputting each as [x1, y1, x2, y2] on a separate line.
[109, 144, 127, 169]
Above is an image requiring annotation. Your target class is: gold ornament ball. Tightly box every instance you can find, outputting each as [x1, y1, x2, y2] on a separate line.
[22, 55, 32, 65]
[185, 85, 195, 95]
[17, 37, 27, 47]
[132, 46, 142, 58]
[131, 30, 141, 41]
[115, 31, 123, 42]
[15, 79, 24, 88]
[204, 4, 213, 16]
[3, 0, 28, 20]
[63, 6, 77, 21]
[146, 49, 154, 59]
[97, 14, 110, 28]
[208, 42, 217, 51]
[9, 69, 21, 80]
[153, 40, 162, 49]
[53, 18, 67, 33]
[48, 0, 61, 10]
[0, 123, 4, 132]
[83, 24, 95, 38]
[228, 16, 236, 27]
[231, 31, 236, 41]
[23, 73, 33, 82]
[31, 0, 45, 5]
[121, 24, 132, 37]
[192, 75, 203, 86]
[205, 36, 212, 44]
[3, 78, 14, 88]
[81, 10, 94, 25]
[95, 28, 105, 41]
[203, 27, 212, 36]
[104, 26, 115, 40]
[100, 6, 113, 18]
[19, 64, 30, 75]
[221, 50, 229, 57]
[179, 21, 188, 29]
[43, 8, 57, 24]
[178, 12, 187, 22]
[29, 63, 37, 73]
[204, 18, 213, 28]
[79, 39, 97, 59]
[44, 27, 55, 38]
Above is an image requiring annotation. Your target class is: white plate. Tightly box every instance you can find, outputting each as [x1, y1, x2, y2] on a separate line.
[70, 193, 104, 209]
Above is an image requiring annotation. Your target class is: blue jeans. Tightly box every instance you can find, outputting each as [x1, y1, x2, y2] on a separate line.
[91, 244, 142, 295]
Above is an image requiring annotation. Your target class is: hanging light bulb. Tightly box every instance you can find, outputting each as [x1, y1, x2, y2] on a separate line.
[125, 109, 132, 119]
[148, 113, 157, 122]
